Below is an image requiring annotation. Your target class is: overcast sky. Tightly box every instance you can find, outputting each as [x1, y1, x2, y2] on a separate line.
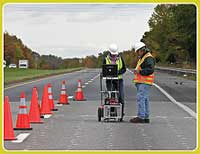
[3, 4, 156, 58]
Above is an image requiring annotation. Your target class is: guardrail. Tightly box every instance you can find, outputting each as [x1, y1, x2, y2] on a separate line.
[155, 66, 196, 75]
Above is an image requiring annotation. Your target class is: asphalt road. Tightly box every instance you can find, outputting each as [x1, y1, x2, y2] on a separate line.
[4, 69, 196, 150]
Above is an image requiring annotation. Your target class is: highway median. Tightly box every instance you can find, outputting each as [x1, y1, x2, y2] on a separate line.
[4, 67, 83, 86]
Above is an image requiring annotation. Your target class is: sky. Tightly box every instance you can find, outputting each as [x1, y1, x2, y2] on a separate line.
[3, 4, 156, 58]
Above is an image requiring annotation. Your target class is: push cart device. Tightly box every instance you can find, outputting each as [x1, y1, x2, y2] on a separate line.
[98, 64, 123, 122]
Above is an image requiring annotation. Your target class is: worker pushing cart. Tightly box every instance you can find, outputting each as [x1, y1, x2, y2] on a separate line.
[98, 44, 126, 122]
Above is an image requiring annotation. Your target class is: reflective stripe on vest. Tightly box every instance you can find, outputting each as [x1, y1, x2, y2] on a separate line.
[105, 56, 123, 79]
[133, 52, 154, 85]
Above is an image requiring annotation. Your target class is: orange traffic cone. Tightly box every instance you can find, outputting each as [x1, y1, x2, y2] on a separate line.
[29, 87, 43, 123]
[4, 96, 16, 140]
[14, 92, 32, 130]
[74, 80, 86, 101]
[40, 85, 52, 116]
[58, 81, 69, 105]
[47, 84, 58, 111]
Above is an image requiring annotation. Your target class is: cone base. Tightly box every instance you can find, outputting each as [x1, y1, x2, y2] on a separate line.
[4, 137, 17, 141]
[51, 108, 58, 111]
[14, 128, 33, 130]
[40, 112, 52, 115]
[73, 99, 87, 101]
[30, 121, 43, 124]
[57, 102, 70, 105]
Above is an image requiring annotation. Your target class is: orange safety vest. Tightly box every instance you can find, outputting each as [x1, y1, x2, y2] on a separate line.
[133, 52, 155, 85]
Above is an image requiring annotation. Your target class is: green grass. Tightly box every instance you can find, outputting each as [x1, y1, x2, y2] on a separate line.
[4, 67, 83, 85]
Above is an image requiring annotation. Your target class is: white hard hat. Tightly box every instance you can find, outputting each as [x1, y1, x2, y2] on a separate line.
[109, 43, 118, 55]
[133, 42, 146, 52]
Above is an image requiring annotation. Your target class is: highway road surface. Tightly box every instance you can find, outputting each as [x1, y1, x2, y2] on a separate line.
[4, 69, 197, 150]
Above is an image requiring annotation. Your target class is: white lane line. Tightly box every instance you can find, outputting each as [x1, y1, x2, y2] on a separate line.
[82, 85, 86, 88]
[68, 96, 74, 99]
[153, 83, 196, 119]
[55, 104, 63, 107]
[85, 83, 89, 85]
[43, 114, 52, 118]
[12, 133, 30, 143]
[128, 68, 196, 119]
[5, 72, 98, 96]
[5, 69, 86, 90]
[4, 72, 70, 90]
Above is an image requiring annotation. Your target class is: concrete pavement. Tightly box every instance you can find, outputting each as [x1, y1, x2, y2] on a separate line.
[4, 69, 197, 150]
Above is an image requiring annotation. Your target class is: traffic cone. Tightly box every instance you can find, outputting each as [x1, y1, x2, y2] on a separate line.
[14, 92, 32, 130]
[40, 85, 53, 116]
[4, 96, 16, 140]
[29, 87, 43, 123]
[47, 84, 58, 111]
[58, 81, 69, 105]
[74, 80, 86, 101]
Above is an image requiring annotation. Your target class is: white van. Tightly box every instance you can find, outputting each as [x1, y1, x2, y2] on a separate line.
[19, 60, 29, 68]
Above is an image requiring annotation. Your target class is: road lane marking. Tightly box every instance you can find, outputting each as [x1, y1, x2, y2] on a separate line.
[4, 72, 75, 90]
[153, 83, 196, 119]
[4, 69, 89, 90]
[55, 104, 63, 106]
[127, 68, 196, 119]
[12, 133, 30, 143]
[82, 85, 86, 88]
[85, 83, 89, 85]
[68, 96, 73, 99]
[43, 114, 52, 118]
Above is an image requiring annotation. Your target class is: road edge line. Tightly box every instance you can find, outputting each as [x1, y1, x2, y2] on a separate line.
[4, 69, 83, 90]
[153, 83, 196, 119]
[127, 68, 196, 119]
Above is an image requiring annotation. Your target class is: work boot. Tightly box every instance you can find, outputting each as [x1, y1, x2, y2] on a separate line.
[129, 117, 145, 123]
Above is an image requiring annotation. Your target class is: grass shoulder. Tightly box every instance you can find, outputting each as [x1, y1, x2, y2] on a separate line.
[4, 67, 83, 86]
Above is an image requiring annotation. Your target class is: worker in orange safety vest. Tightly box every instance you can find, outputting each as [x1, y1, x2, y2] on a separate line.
[130, 42, 155, 123]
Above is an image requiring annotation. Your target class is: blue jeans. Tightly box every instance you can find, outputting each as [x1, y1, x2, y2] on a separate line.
[135, 83, 151, 119]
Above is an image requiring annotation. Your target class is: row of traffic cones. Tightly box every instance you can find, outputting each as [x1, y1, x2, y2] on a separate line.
[4, 80, 85, 140]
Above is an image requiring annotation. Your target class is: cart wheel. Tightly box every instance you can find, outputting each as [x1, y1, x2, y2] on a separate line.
[98, 108, 102, 122]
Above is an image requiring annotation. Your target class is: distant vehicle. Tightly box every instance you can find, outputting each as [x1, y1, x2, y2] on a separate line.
[9, 64, 17, 68]
[19, 60, 29, 68]
[3, 60, 6, 68]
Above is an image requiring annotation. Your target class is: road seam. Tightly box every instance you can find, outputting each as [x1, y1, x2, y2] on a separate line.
[127, 68, 196, 119]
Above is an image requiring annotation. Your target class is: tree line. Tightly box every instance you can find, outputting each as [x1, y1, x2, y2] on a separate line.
[4, 32, 137, 69]
[142, 4, 196, 67]
[4, 4, 196, 69]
